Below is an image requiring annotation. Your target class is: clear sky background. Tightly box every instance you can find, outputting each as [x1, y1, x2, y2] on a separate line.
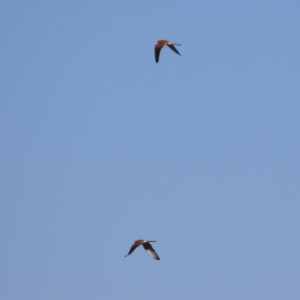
[1, 1, 300, 299]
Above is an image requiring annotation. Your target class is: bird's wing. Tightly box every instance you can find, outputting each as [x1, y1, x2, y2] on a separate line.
[143, 242, 160, 260]
[155, 44, 162, 63]
[125, 243, 139, 257]
[167, 44, 181, 56]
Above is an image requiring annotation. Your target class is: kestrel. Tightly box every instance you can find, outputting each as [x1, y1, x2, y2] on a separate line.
[155, 40, 181, 63]
[125, 240, 160, 260]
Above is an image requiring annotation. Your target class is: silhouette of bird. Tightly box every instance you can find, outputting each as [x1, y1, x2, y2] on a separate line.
[125, 240, 160, 260]
[155, 40, 181, 63]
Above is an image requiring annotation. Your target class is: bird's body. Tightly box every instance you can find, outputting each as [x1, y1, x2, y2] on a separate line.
[155, 40, 181, 63]
[125, 240, 160, 260]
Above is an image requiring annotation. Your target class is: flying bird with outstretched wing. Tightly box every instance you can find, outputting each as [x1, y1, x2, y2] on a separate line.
[125, 240, 160, 260]
[155, 40, 181, 63]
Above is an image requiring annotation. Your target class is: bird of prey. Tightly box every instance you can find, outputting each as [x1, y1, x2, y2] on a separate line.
[155, 40, 181, 63]
[125, 240, 160, 260]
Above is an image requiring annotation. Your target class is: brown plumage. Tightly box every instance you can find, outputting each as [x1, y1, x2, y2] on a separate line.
[155, 40, 181, 63]
[125, 240, 160, 260]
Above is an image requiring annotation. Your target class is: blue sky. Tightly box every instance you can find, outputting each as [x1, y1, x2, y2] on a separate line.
[1, 1, 300, 299]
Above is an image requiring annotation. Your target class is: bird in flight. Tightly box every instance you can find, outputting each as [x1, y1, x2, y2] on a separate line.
[125, 240, 160, 260]
[155, 40, 181, 63]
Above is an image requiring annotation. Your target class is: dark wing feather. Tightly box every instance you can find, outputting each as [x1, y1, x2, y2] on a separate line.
[125, 244, 139, 257]
[167, 44, 181, 56]
[143, 242, 160, 260]
[155, 45, 162, 63]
